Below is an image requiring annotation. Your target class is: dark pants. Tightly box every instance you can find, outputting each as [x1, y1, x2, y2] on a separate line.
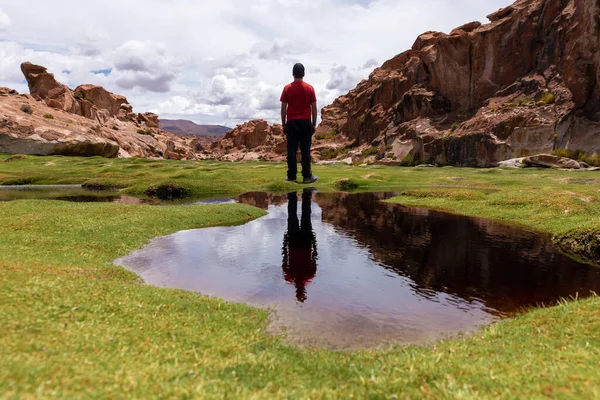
[283, 191, 317, 302]
[286, 119, 313, 179]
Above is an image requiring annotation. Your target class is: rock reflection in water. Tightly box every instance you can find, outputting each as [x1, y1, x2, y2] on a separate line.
[115, 191, 600, 349]
[315, 192, 600, 314]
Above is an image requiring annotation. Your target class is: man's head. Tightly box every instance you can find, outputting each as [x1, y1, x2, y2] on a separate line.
[293, 63, 305, 79]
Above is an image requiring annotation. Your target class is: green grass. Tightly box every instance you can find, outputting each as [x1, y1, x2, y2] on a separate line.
[1, 154, 600, 398]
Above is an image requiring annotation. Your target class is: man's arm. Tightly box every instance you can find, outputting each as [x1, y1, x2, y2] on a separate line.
[311, 102, 318, 131]
[281, 102, 288, 127]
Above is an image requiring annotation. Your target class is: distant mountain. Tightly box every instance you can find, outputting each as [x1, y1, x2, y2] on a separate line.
[159, 119, 230, 138]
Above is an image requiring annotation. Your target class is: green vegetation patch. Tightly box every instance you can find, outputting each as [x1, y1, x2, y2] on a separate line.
[552, 148, 600, 167]
[1, 177, 34, 186]
[397, 187, 487, 201]
[361, 146, 379, 158]
[314, 129, 339, 141]
[334, 178, 360, 191]
[321, 147, 350, 160]
[553, 227, 600, 266]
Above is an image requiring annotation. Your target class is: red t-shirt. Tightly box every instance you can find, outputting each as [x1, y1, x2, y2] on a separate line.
[280, 81, 317, 121]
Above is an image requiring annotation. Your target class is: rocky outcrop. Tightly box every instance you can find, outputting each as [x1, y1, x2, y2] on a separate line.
[318, 0, 600, 167]
[0, 63, 200, 159]
[72, 84, 127, 118]
[0, 115, 119, 157]
[210, 120, 289, 161]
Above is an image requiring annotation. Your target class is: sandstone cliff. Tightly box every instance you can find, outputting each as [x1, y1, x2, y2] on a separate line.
[0, 63, 199, 159]
[318, 0, 600, 167]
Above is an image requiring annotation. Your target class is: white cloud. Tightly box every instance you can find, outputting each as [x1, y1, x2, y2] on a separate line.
[0, 0, 514, 126]
[111, 40, 180, 93]
[0, 8, 10, 32]
[326, 65, 368, 92]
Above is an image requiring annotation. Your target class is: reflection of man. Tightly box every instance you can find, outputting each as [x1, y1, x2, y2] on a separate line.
[280, 63, 319, 184]
[282, 190, 318, 303]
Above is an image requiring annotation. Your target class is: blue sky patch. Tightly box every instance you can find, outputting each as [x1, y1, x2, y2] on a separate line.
[92, 68, 112, 76]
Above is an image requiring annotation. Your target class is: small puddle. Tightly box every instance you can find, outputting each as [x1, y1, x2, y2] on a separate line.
[115, 191, 600, 350]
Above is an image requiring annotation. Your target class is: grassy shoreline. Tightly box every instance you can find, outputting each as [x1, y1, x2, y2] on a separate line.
[1, 154, 600, 398]
[2, 154, 600, 263]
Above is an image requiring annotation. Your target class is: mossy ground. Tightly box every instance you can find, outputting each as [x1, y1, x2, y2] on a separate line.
[1, 154, 600, 399]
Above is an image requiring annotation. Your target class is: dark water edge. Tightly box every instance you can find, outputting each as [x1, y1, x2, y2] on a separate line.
[115, 191, 600, 350]
[0, 185, 236, 205]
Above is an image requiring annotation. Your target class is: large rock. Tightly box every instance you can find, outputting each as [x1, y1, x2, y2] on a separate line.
[21, 62, 81, 115]
[226, 119, 270, 148]
[318, 0, 600, 167]
[0, 116, 119, 157]
[210, 120, 287, 161]
[73, 85, 128, 117]
[522, 154, 582, 169]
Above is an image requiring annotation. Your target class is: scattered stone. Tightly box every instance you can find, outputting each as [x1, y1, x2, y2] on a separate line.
[20, 104, 33, 114]
[498, 158, 526, 168]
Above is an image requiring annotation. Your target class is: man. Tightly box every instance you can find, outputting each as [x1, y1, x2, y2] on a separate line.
[280, 63, 318, 184]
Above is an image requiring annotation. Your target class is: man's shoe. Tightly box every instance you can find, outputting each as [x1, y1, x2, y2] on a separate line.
[302, 176, 318, 184]
[286, 177, 297, 182]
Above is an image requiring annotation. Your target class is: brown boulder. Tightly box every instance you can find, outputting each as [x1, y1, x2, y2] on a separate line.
[137, 112, 159, 128]
[74, 85, 128, 117]
[0, 116, 119, 157]
[225, 119, 270, 149]
[0, 87, 18, 96]
[21, 62, 80, 114]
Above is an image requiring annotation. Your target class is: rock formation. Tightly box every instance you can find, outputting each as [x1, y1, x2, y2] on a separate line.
[210, 120, 289, 161]
[318, 0, 600, 167]
[0, 63, 199, 159]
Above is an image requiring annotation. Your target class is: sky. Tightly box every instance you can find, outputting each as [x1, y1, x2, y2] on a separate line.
[0, 0, 512, 127]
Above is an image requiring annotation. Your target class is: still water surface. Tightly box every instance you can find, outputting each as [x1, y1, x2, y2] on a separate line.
[116, 191, 600, 349]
